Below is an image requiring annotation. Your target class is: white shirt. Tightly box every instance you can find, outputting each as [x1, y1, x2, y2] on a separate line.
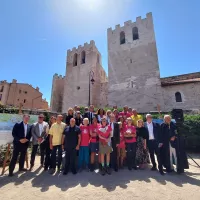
[23, 123, 28, 137]
[89, 112, 94, 124]
[147, 122, 154, 140]
[110, 122, 114, 138]
[39, 123, 43, 136]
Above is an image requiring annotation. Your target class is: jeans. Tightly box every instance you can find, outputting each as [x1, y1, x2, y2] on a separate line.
[78, 146, 89, 168]
[51, 145, 62, 169]
[30, 143, 46, 166]
[125, 142, 136, 169]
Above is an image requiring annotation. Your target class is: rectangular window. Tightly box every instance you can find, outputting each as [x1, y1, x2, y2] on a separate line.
[24, 91, 27, 94]
[19, 90, 21, 94]
[0, 86, 4, 92]
[0, 94, 2, 101]
[24, 99, 26, 103]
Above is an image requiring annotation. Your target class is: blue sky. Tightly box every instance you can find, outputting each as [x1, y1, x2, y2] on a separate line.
[0, 0, 199, 104]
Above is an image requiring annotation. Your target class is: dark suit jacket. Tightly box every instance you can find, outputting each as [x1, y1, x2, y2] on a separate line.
[12, 121, 32, 144]
[144, 122, 161, 143]
[160, 122, 177, 146]
[83, 112, 97, 124]
[110, 122, 120, 144]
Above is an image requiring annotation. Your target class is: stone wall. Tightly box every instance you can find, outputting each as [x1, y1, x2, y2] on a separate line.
[107, 13, 164, 112]
[50, 74, 65, 113]
[162, 82, 200, 111]
[62, 41, 107, 112]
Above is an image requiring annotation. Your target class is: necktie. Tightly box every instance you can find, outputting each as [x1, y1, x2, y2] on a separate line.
[90, 112, 92, 124]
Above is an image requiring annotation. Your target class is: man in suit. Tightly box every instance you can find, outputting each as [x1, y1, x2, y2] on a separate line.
[83, 105, 96, 124]
[29, 114, 49, 171]
[110, 114, 120, 171]
[145, 114, 164, 175]
[9, 114, 32, 176]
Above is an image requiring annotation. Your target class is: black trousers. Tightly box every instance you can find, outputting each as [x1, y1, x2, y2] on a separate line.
[148, 140, 162, 170]
[111, 137, 118, 170]
[30, 142, 46, 166]
[44, 140, 51, 169]
[64, 148, 77, 173]
[9, 142, 28, 174]
[126, 142, 136, 169]
[51, 145, 62, 169]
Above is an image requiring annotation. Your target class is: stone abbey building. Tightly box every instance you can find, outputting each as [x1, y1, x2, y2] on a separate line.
[50, 13, 200, 113]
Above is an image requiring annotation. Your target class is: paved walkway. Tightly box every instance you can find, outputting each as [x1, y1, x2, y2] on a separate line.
[0, 155, 200, 200]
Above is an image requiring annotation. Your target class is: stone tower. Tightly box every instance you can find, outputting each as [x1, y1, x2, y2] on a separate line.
[107, 12, 164, 112]
[62, 40, 108, 113]
[50, 74, 65, 113]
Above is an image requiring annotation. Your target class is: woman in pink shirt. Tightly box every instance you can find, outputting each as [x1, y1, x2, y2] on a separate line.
[124, 117, 137, 170]
[117, 122, 126, 169]
[118, 115, 127, 129]
[89, 116, 100, 171]
[78, 118, 90, 172]
[98, 117, 112, 176]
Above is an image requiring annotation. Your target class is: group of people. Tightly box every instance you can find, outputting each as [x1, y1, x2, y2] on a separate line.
[8, 105, 189, 177]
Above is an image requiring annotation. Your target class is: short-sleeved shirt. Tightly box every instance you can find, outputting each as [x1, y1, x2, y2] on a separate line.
[124, 125, 136, 143]
[63, 125, 81, 149]
[98, 125, 112, 145]
[131, 114, 143, 127]
[80, 125, 90, 146]
[119, 112, 131, 119]
[90, 124, 100, 143]
[118, 128, 125, 148]
[49, 122, 66, 146]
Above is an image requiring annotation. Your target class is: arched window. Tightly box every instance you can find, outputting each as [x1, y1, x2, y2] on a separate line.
[132, 27, 139, 40]
[175, 92, 182, 102]
[120, 31, 125, 44]
[81, 51, 86, 64]
[73, 53, 78, 66]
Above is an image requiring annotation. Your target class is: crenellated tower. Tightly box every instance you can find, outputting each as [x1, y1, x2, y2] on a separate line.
[107, 12, 164, 112]
[62, 40, 108, 112]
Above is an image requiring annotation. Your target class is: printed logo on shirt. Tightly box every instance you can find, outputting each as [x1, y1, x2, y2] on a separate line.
[83, 129, 88, 134]
[99, 127, 108, 133]
[126, 129, 131, 134]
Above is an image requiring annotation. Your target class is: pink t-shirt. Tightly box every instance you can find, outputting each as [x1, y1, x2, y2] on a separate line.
[120, 112, 131, 119]
[124, 125, 136, 143]
[118, 128, 125, 148]
[80, 125, 90, 146]
[98, 125, 112, 145]
[89, 124, 100, 143]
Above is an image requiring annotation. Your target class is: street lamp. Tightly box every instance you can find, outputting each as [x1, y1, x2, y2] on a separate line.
[88, 70, 95, 106]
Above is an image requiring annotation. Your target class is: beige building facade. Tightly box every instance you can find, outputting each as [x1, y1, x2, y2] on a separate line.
[50, 12, 200, 113]
[0, 79, 49, 110]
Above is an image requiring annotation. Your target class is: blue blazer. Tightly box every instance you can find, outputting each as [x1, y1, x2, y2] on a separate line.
[12, 121, 32, 144]
[144, 122, 161, 143]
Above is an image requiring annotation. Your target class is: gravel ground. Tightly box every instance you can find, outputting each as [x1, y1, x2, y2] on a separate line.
[0, 154, 200, 200]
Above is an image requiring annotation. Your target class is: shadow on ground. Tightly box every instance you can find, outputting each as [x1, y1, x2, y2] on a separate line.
[0, 163, 200, 192]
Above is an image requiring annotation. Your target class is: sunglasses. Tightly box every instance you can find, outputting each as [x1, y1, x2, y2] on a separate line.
[39, 117, 44, 119]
